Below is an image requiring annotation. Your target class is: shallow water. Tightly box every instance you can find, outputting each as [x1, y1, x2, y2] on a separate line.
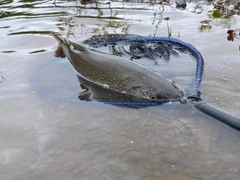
[1, 1, 240, 180]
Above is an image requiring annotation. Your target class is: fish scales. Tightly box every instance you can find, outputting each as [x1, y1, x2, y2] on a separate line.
[52, 33, 184, 103]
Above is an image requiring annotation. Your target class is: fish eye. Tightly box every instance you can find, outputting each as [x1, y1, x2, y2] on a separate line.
[150, 95, 157, 100]
[150, 93, 168, 100]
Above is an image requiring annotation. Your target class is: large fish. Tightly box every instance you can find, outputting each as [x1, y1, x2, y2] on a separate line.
[51, 32, 184, 103]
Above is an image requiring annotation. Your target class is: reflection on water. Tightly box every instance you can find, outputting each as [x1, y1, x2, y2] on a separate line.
[1, 0, 240, 180]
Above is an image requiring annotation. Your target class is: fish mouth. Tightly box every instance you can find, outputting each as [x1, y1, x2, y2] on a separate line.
[171, 82, 184, 97]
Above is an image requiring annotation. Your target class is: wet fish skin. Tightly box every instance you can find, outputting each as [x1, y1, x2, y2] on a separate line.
[51, 32, 184, 103]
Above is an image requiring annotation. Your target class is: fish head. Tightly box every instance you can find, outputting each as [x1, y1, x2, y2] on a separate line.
[132, 82, 184, 102]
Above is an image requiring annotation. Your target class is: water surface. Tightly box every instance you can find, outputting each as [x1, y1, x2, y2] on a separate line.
[1, 1, 240, 180]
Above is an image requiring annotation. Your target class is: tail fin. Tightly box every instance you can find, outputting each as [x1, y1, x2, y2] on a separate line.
[51, 32, 66, 58]
[51, 32, 64, 43]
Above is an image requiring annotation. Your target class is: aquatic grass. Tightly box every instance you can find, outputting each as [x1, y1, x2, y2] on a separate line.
[0, 71, 5, 83]
[1, 51, 16, 53]
[8, 30, 52, 35]
[75, 15, 123, 20]
[29, 49, 47, 54]
[164, 17, 171, 38]
[0, 10, 69, 20]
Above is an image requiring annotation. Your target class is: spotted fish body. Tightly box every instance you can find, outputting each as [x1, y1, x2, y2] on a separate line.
[52, 33, 184, 103]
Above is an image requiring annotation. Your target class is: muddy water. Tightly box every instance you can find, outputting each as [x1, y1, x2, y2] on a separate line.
[1, 1, 240, 180]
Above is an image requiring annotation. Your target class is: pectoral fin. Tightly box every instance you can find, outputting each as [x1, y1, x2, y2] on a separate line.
[78, 84, 91, 101]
